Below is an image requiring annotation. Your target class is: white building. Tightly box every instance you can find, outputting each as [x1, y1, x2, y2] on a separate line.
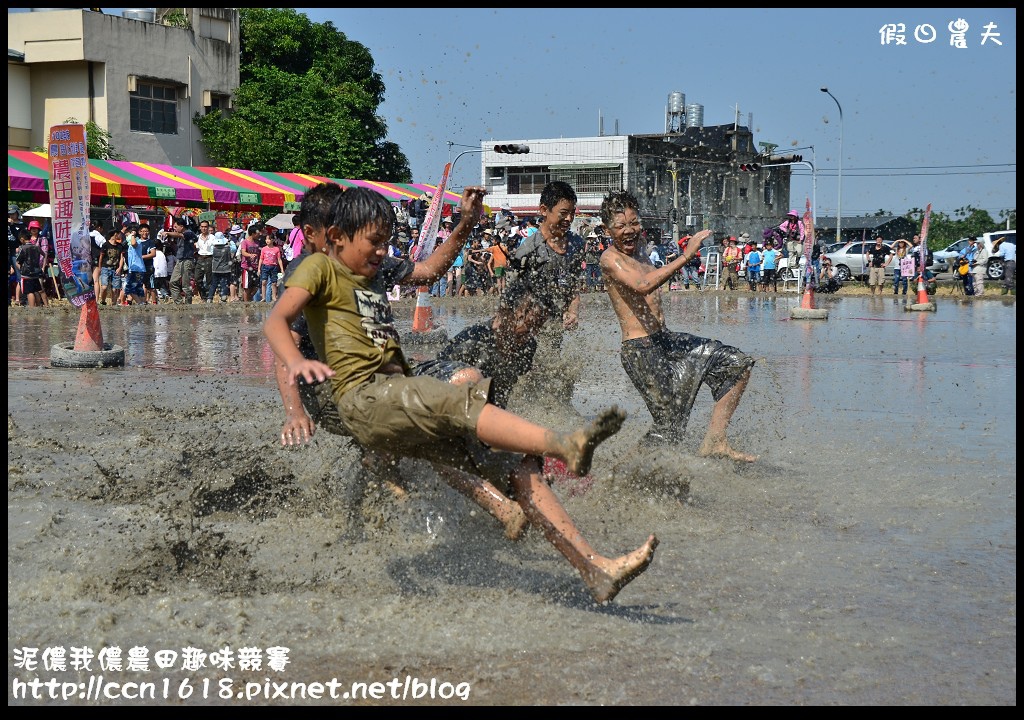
[481, 108, 796, 243]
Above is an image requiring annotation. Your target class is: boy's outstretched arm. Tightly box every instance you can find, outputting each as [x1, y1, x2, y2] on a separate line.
[602, 229, 712, 296]
[406, 186, 487, 285]
[264, 285, 335, 387]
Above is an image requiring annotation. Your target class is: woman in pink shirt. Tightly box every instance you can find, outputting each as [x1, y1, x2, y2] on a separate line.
[286, 215, 305, 264]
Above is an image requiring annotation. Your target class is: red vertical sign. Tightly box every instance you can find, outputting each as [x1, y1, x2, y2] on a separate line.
[802, 196, 815, 288]
[48, 124, 93, 307]
[918, 204, 932, 278]
[416, 162, 451, 260]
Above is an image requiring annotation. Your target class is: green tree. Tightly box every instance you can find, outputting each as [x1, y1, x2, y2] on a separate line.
[904, 205, 1002, 250]
[193, 8, 411, 182]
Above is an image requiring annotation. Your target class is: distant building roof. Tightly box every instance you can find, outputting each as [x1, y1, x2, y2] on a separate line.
[816, 215, 911, 230]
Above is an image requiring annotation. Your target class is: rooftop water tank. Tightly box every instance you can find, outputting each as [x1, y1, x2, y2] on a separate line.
[668, 92, 686, 114]
[685, 103, 704, 128]
[122, 8, 157, 22]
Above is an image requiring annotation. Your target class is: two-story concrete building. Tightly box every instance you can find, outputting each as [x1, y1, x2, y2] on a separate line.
[8, 7, 239, 167]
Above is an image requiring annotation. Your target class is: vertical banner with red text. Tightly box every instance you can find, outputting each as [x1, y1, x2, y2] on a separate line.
[918, 203, 932, 278]
[416, 162, 452, 261]
[48, 124, 93, 307]
[802, 196, 815, 288]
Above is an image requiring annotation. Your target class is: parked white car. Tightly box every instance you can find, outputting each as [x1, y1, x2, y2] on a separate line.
[931, 230, 1015, 279]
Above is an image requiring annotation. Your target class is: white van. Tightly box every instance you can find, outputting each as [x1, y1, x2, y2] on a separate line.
[981, 230, 1015, 280]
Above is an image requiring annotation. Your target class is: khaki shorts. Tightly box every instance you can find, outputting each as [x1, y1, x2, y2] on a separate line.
[335, 373, 524, 491]
[298, 360, 475, 436]
[869, 266, 886, 286]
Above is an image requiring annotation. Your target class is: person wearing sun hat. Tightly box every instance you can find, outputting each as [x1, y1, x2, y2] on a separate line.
[8, 206, 27, 305]
[778, 209, 805, 263]
[722, 235, 743, 290]
[15, 223, 45, 307]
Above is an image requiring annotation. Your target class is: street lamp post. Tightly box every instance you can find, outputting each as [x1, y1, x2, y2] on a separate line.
[668, 161, 680, 243]
[820, 87, 843, 246]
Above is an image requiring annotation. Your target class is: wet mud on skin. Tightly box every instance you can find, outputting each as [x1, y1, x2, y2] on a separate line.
[7, 293, 1016, 705]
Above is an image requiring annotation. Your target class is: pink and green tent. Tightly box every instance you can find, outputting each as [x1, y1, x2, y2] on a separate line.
[7, 150, 463, 210]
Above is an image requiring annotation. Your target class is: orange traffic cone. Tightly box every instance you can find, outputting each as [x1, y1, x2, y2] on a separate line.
[73, 298, 105, 352]
[800, 284, 816, 309]
[915, 274, 930, 305]
[411, 286, 435, 332]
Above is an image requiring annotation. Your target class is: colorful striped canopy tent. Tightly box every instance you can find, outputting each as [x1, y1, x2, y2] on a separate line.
[7, 150, 463, 211]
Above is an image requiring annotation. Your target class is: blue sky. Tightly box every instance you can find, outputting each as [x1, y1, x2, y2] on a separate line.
[83, 8, 1015, 220]
[297, 7, 1015, 221]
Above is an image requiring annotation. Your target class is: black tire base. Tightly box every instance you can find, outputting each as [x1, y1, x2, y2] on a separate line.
[50, 342, 126, 369]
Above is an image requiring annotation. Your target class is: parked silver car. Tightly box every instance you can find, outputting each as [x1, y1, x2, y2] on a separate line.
[824, 241, 894, 282]
[931, 238, 971, 273]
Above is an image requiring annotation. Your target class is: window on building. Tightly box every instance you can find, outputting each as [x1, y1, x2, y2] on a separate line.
[205, 93, 231, 116]
[763, 178, 774, 206]
[130, 81, 179, 134]
[739, 187, 748, 200]
[549, 167, 623, 195]
[507, 167, 550, 195]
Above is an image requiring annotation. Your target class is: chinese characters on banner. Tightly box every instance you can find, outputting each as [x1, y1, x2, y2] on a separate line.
[416, 162, 451, 261]
[48, 124, 94, 307]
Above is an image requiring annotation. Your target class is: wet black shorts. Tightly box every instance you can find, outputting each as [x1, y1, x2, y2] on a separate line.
[620, 329, 754, 440]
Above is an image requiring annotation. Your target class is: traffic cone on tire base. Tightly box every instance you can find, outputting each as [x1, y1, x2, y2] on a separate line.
[800, 284, 816, 310]
[916, 274, 930, 305]
[412, 286, 435, 332]
[74, 298, 105, 352]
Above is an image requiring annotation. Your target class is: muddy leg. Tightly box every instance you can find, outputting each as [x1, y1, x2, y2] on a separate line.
[555, 407, 626, 477]
[434, 464, 527, 540]
[475, 405, 626, 479]
[698, 368, 757, 462]
[511, 457, 658, 603]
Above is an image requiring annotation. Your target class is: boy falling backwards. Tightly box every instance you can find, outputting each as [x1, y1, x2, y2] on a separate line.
[263, 185, 657, 603]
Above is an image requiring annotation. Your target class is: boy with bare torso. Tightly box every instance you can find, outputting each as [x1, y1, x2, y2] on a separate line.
[598, 190, 756, 462]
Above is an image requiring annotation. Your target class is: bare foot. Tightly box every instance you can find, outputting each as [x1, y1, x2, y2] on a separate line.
[698, 440, 758, 463]
[563, 406, 626, 477]
[584, 534, 659, 604]
[362, 449, 409, 497]
[501, 503, 528, 541]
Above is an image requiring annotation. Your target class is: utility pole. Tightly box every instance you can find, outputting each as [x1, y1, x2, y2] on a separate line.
[668, 161, 680, 243]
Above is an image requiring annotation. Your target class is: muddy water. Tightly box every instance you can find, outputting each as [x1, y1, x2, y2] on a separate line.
[7, 292, 1016, 705]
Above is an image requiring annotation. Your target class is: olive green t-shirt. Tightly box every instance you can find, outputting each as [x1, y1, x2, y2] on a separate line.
[285, 252, 411, 403]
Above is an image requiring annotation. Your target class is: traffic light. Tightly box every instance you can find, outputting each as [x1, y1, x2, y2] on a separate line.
[493, 144, 530, 154]
[764, 154, 803, 165]
[739, 163, 760, 172]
